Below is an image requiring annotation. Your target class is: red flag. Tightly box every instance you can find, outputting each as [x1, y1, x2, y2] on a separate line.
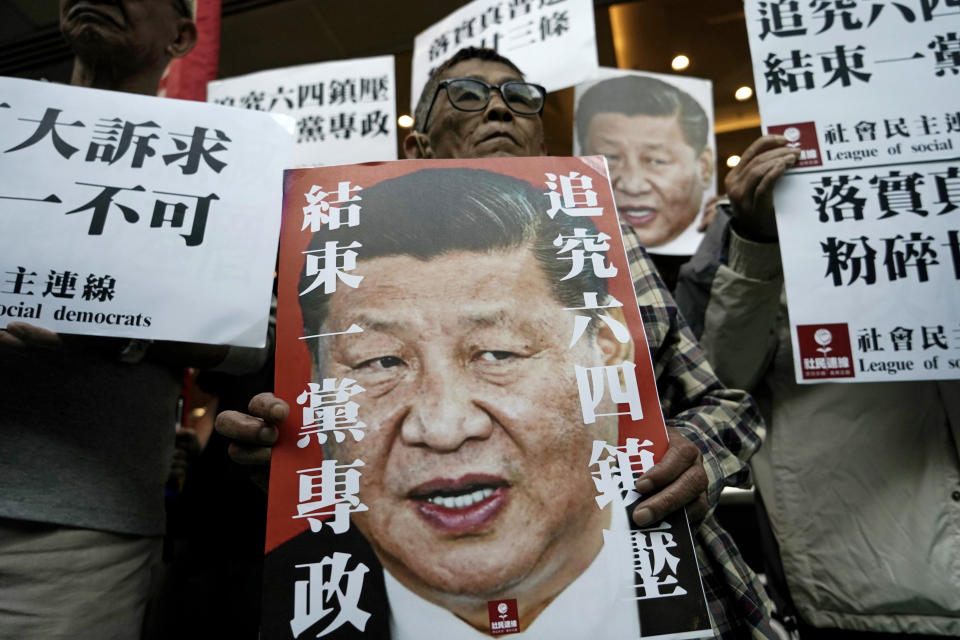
[158, 0, 222, 101]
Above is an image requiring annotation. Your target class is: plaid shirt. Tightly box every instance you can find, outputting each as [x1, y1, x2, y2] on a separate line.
[622, 224, 777, 640]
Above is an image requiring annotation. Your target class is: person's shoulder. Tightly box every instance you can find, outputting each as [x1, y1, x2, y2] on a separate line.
[618, 223, 656, 274]
[619, 222, 643, 252]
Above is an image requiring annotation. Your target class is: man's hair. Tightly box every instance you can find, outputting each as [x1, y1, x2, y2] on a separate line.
[414, 47, 525, 133]
[299, 168, 610, 342]
[575, 75, 709, 154]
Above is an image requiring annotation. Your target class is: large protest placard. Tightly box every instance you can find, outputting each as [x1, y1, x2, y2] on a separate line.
[746, 0, 959, 170]
[0, 77, 290, 347]
[744, 0, 960, 383]
[411, 0, 598, 112]
[208, 56, 396, 167]
[574, 68, 717, 256]
[261, 157, 713, 639]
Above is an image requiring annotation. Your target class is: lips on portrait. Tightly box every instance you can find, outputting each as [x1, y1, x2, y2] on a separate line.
[407, 473, 511, 536]
[615, 200, 659, 228]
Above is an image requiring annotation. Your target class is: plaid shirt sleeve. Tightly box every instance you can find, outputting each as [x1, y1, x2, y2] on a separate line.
[621, 225, 776, 639]
[621, 224, 763, 509]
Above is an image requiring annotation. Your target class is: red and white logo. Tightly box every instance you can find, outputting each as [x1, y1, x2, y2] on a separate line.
[768, 121, 822, 168]
[796, 323, 855, 380]
[487, 599, 520, 635]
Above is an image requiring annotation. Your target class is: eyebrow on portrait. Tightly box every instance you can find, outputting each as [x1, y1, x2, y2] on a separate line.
[338, 309, 515, 330]
[465, 310, 547, 340]
[594, 133, 666, 150]
[324, 314, 402, 358]
[330, 309, 532, 335]
[465, 310, 512, 328]
[336, 313, 403, 334]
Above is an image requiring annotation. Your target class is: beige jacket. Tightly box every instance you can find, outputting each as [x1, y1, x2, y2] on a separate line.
[679, 218, 960, 635]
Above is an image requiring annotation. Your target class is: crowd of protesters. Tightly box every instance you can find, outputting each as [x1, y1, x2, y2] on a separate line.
[1, 2, 957, 639]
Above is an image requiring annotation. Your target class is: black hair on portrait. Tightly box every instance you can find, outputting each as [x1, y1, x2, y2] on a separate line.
[575, 75, 709, 154]
[298, 167, 611, 338]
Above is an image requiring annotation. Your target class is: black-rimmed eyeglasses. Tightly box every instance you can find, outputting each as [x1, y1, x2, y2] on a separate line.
[420, 78, 547, 131]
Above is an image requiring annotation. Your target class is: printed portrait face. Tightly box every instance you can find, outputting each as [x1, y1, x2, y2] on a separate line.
[317, 245, 625, 605]
[423, 58, 547, 159]
[585, 112, 712, 248]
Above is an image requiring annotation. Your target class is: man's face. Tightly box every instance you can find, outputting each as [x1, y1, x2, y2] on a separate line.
[59, 0, 186, 67]
[319, 247, 620, 601]
[422, 59, 547, 159]
[586, 112, 712, 247]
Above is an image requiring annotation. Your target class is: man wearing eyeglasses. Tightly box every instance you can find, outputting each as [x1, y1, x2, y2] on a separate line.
[402, 51, 547, 160]
[221, 47, 773, 638]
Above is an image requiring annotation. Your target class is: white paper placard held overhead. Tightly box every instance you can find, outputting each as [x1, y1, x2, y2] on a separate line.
[208, 56, 397, 168]
[0, 77, 292, 347]
[773, 160, 960, 384]
[744, 0, 960, 171]
[411, 0, 598, 113]
[742, 0, 960, 383]
[574, 68, 717, 256]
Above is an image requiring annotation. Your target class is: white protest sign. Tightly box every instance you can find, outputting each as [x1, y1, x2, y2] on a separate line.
[744, 0, 960, 170]
[743, 0, 960, 383]
[0, 77, 291, 347]
[208, 56, 397, 168]
[411, 0, 598, 112]
[775, 160, 960, 383]
[574, 68, 717, 255]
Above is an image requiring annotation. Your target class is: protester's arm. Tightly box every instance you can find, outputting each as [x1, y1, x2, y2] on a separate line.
[211, 291, 282, 475]
[622, 230, 763, 526]
[698, 230, 783, 390]
[2, 284, 277, 371]
[724, 135, 798, 244]
[0, 322, 69, 350]
[676, 135, 799, 390]
[0, 321, 268, 373]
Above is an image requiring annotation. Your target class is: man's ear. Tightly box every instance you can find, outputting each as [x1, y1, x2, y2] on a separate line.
[698, 147, 715, 188]
[168, 19, 198, 59]
[403, 132, 433, 159]
[597, 305, 635, 366]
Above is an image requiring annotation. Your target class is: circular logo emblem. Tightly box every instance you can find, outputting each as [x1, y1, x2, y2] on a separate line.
[814, 328, 833, 346]
[497, 603, 509, 614]
[783, 126, 801, 142]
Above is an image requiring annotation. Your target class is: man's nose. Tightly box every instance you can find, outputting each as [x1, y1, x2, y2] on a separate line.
[483, 88, 514, 122]
[614, 157, 652, 195]
[400, 368, 493, 452]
